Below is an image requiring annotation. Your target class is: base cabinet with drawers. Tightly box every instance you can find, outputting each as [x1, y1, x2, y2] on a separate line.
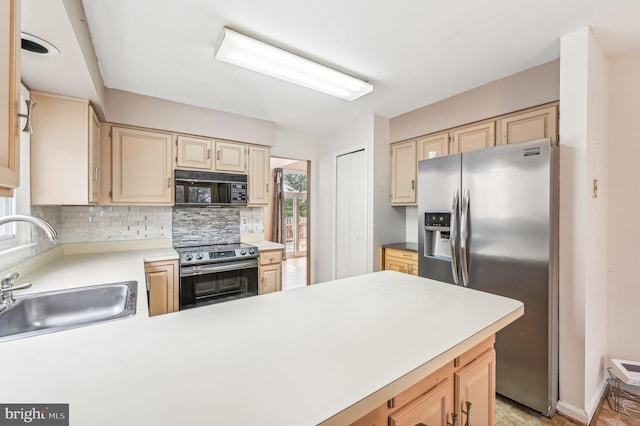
[350, 336, 496, 426]
[259, 249, 283, 294]
[381, 246, 418, 276]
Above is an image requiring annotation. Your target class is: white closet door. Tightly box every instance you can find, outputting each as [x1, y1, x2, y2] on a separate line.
[335, 149, 367, 279]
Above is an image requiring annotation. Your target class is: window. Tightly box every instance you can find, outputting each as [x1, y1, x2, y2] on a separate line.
[0, 196, 14, 240]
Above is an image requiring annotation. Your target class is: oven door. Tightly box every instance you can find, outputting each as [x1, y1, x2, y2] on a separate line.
[179, 259, 258, 310]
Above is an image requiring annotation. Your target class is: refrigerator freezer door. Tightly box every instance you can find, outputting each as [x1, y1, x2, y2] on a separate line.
[418, 154, 461, 284]
[461, 139, 557, 414]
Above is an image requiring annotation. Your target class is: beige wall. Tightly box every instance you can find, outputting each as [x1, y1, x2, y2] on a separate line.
[104, 88, 276, 146]
[607, 50, 640, 361]
[557, 27, 609, 424]
[390, 60, 560, 143]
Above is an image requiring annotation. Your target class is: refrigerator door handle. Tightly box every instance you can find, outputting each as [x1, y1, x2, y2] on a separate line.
[450, 189, 460, 284]
[460, 188, 470, 286]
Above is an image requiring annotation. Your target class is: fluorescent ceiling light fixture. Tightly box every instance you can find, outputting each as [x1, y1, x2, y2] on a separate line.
[214, 27, 373, 101]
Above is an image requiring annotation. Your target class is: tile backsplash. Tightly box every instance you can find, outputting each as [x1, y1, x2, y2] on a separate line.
[24, 205, 264, 256]
[32, 206, 172, 244]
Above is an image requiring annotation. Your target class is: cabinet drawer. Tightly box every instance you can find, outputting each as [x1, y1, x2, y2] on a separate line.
[385, 248, 418, 262]
[259, 249, 282, 265]
[455, 336, 495, 369]
[390, 362, 453, 410]
[389, 378, 453, 426]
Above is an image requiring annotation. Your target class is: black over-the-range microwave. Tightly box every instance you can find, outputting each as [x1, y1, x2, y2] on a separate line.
[174, 170, 247, 206]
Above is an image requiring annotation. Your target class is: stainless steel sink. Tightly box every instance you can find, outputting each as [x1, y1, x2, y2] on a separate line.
[0, 281, 137, 343]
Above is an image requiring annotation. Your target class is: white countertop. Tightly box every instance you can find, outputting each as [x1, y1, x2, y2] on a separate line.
[1, 267, 522, 426]
[247, 239, 285, 250]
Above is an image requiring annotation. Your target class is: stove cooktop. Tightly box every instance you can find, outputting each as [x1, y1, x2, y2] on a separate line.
[175, 243, 259, 266]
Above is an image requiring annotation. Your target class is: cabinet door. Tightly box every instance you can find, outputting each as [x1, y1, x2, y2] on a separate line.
[418, 132, 449, 160]
[0, 0, 20, 193]
[176, 135, 212, 170]
[112, 127, 173, 205]
[499, 105, 558, 145]
[389, 379, 453, 426]
[31, 92, 94, 205]
[88, 106, 101, 204]
[145, 260, 179, 316]
[385, 257, 410, 274]
[259, 264, 281, 294]
[391, 140, 417, 205]
[215, 140, 246, 173]
[455, 349, 496, 426]
[248, 145, 270, 206]
[452, 122, 495, 154]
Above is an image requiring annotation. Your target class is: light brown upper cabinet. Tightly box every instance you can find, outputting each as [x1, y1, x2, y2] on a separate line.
[451, 121, 495, 154]
[418, 132, 450, 160]
[176, 135, 212, 170]
[30, 92, 101, 205]
[391, 139, 417, 205]
[498, 105, 558, 145]
[176, 137, 248, 174]
[248, 145, 270, 206]
[111, 127, 173, 205]
[215, 140, 246, 173]
[0, 0, 20, 195]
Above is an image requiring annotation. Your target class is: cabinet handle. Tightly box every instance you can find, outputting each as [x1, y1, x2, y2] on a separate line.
[207, 149, 211, 159]
[269, 257, 274, 261]
[266, 183, 269, 193]
[447, 413, 458, 426]
[94, 167, 100, 181]
[411, 180, 415, 190]
[403, 253, 412, 257]
[167, 177, 172, 188]
[217, 151, 220, 160]
[463, 401, 472, 426]
[414, 423, 428, 426]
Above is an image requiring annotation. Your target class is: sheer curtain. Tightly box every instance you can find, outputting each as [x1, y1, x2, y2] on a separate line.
[271, 168, 287, 260]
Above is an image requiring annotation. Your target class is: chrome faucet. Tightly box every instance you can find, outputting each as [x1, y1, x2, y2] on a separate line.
[0, 214, 58, 241]
[0, 272, 32, 312]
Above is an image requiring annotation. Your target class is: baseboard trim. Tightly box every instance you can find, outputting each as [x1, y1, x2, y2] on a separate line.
[586, 377, 609, 422]
[557, 401, 589, 424]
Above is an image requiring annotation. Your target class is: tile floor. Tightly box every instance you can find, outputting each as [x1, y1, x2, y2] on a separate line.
[497, 389, 640, 425]
[282, 255, 307, 290]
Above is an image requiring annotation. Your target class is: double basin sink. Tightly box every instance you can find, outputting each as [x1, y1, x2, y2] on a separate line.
[0, 281, 137, 343]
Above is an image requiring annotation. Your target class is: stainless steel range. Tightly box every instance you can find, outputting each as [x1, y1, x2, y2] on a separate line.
[176, 243, 259, 310]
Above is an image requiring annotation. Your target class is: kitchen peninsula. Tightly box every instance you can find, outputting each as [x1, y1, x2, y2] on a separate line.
[1, 250, 522, 425]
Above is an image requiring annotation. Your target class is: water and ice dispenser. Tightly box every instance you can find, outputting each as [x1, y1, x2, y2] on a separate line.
[423, 212, 452, 259]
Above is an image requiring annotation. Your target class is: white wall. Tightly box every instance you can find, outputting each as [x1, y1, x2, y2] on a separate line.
[390, 60, 560, 143]
[557, 27, 609, 424]
[105, 88, 276, 146]
[607, 50, 640, 360]
[371, 116, 405, 271]
[391, 61, 561, 243]
[311, 115, 404, 283]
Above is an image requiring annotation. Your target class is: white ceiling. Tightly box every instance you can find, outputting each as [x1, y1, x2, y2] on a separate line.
[21, 0, 640, 135]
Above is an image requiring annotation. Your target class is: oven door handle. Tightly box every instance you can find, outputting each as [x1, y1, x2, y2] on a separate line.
[181, 259, 259, 277]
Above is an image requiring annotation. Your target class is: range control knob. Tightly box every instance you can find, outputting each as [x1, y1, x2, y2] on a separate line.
[248, 248, 256, 255]
[185, 254, 193, 261]
[240, 249, 247, 255]
[196, 253, 204, 260]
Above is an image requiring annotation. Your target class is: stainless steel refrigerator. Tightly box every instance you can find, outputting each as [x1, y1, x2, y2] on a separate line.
[417, 138, 559, 416]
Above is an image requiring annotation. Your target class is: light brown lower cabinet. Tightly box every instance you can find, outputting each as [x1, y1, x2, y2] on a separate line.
[381, 247, 418, 276]
[144, 260, 179, 316]
[350, 336, 496, 426]
[259, 249, 282, 295]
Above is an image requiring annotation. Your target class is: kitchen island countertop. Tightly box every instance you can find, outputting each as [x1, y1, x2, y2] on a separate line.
[2, 266, 522, 425]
